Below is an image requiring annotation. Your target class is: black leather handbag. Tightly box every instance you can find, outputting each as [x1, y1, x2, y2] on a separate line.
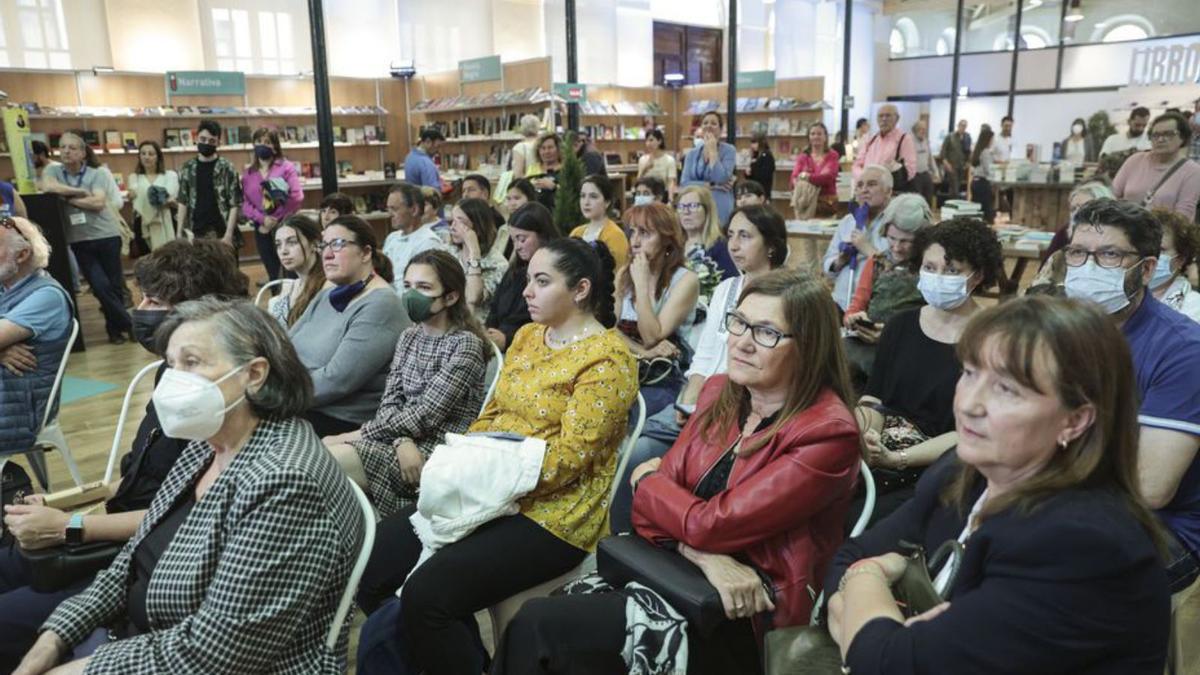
[596, 533, 774, 637]
[20, 541, 123, 593]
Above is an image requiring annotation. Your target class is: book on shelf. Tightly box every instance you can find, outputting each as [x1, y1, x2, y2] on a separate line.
[104, 130, 122, 151]
[163, 129, 181, 148]
[332, 126, 344, 143]
[284, 126, 299, 143]
[304, 124, 318, 143]
[180, 129, 194, 146]
[337, 160, 353, 176]
[83, 130, 102, 149]
[364, 125, 377, 142]
[225, 126, 240, 145]
[122, 132, 138, 151]
[384, 162, 397, 180]
[237, 126, 252, 144]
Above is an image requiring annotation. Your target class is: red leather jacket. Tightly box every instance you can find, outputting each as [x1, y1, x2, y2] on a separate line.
[631, 376, 860, 632]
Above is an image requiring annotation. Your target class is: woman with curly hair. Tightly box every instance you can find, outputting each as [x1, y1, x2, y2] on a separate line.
[854, 217, 1003, 523]
[1149, 208, 1200, 324]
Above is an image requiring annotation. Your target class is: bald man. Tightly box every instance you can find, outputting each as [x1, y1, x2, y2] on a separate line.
[852, 104, 918, 191]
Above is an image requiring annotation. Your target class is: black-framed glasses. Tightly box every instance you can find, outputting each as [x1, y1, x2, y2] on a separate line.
[1062, 245, 1141, 269]
[316, 238, 361, 254]
[1150, 131, 1179, 141]
[724, 312, 793, 348]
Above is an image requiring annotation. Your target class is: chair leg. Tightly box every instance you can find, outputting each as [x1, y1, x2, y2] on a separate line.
[23, 449, 50, 491]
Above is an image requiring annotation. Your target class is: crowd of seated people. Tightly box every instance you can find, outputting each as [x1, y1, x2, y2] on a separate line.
[7, 164, 1200, 675]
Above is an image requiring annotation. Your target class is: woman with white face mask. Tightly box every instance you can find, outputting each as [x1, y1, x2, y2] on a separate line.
[854, 217, 1003, 524]
[16, 298, 365, 675]
[1060, 117, 1097, 165]
[1148, 208, 1200, 323]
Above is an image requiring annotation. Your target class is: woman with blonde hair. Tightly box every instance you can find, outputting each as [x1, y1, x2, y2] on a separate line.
[676, 185, 737, 280]
[511, 113, 542, 178]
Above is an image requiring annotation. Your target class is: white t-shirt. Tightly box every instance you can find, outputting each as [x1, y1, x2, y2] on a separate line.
[1100, 132, 1152, 157]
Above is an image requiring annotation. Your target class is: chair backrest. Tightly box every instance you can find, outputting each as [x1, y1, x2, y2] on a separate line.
[39, 318, 79, 431]
[104, 359, 164, 485]
[808, 459, 877, 625]
[254, 278, 288, 307]
[607, 392, 646, 506]
[327, 479, 376, 650]
[480, 340, 504, 415]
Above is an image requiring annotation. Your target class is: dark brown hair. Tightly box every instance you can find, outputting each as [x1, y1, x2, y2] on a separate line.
[695, 269, 853, 455]
[135, 140, 164, 175]
[319, 192, 354, 218]
[946, 295, 1166, 554]
[405, 249, 492, 363]
[275, 214, 327, 326]
[134, 239, 249, 304]
[326, 215, 394, 284]
[454, 197, 498, 256]
[251, 127, 285, 163]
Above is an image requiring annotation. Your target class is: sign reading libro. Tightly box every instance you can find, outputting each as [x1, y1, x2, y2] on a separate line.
[1128, 42, 1200, 86]
[460, 56, 502, 84]
[166, 71, 246, 96]
[553, 83, 587, 103]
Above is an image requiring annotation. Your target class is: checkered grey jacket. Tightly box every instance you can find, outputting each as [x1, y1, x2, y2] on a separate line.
[42, 417, 365, 674]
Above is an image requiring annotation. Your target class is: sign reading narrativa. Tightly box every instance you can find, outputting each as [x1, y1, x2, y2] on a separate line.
[1128, 42, 1200, 86]
[167, 71, 246, 96]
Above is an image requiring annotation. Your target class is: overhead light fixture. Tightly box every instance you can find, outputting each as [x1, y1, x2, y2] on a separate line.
[1064, 0, 1084, 22]
[92, 65, 114, 75]
[957, 86, 970, 99]
[1026, 0, 1042, 7]
[389, 59, 416, 80]
[664, 72, 686, 89]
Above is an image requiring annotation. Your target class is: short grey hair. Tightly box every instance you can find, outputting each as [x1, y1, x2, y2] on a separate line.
[1069, 181, 1114, 204]
[3, 217, 52, 269]
[155, 297, 313, 420]
[881, 193, 933, 234]
[861, 164, 894, 191]
[520, 114, 541, 138]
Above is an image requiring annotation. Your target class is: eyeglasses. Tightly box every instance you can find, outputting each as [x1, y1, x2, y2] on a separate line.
[676, 203, 703, 214]
[886, 233, 914, 246]
[0, 217, 27, 242]
[1150, 131, 1180, 141]
[1062, 245, 1141, 269]
[316, 238, 361, 253]
[724, 312, 793, 348]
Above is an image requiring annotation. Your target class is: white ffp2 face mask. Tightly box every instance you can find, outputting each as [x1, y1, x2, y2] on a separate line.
[152, 366, 246, 441]
[633, 194, 655, 206]
[918, 270, 971, 310]
[1064, 259, 1134, 314]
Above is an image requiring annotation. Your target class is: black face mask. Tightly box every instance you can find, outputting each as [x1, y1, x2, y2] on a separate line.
[131, 309, 169, 353]
[197, 142, 218, 158]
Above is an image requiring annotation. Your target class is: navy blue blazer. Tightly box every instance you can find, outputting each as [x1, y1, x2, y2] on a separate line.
[826, 454, 1169, 674]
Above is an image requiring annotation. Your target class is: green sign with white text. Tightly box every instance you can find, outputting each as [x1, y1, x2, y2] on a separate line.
[460, 56, 502, 83]
[553, 83, 588, 103]
[167, 71, 246, 96]
[736, 70, 776, 90]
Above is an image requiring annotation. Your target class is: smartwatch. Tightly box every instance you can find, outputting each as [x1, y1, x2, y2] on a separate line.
[65, 513, 85, 546]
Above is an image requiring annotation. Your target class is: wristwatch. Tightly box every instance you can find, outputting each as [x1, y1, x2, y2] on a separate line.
[65, 513, 85, 546]
[466, 258, 482, 270]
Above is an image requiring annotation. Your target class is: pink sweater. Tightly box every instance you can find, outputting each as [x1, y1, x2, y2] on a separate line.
[241, 159, 304, 226]
[790, 150, 841, 197]
[1113, 152, 1200, 221]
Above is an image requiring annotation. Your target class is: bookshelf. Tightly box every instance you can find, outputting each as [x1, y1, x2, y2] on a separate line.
[0, 68, 414, 264]
[677, 77, 827, 198]
[405, 57, 553, 173]
[578, 85, 677, 178]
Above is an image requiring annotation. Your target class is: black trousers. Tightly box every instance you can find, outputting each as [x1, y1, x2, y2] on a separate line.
[495, 591, 761, 675]
[360, 506, 587, 675]
[254, 226, 282, 281]
[971, 177, 995, 224]
[71, 236, 132, 339]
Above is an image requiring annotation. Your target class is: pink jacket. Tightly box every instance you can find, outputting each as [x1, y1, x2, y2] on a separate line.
[852, 128, 918, 182]
[241, 160, 304, 226]
[791, 150, 841, 197]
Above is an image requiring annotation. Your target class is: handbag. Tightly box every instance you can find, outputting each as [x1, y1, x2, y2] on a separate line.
[1, 459, 34, 546]
[147, 184, 170, 208]
[763, 539, 963, 675]
[20, 540, 123, 593]
[596, 533, 774, 637]
[792, 180, 820, 220]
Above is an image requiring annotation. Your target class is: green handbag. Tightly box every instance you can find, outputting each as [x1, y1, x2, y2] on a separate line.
[764, 540, 963, 675]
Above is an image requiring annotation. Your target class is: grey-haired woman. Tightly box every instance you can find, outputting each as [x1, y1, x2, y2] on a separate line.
[16, 298, 364, 675]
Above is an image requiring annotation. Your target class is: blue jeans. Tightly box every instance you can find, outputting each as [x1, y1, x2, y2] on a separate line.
[0, 545, 91, 672]
[71, 236, 132, 339]
[609, 405, 686, 534]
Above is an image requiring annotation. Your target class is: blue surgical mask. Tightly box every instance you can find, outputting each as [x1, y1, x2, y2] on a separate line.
[1064, 259, 1133, 314]
[1150, 253, 1175, 290]
[918, 270, 971, 310]
[633, 194, 655, 206]
[254, 144, 274, 161]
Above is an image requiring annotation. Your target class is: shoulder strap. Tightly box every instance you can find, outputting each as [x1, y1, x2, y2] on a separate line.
[894, 134, 907, 161]
[1142, 158, 1189, 206]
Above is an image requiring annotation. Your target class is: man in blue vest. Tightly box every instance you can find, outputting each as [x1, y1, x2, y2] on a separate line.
[0, 216, 72, 454]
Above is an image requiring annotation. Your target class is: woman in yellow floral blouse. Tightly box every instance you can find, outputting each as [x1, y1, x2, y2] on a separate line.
[355, 237, 637, 675]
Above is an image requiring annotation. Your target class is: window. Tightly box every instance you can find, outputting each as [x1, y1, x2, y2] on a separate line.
[257, 11, 295, 75]
[891, 18, 920, 58]
[212, 8, 253, 72]
[653, 21, 723, 85]
[0, 12, 9, 68]
[1097, 17, 1153, 43]
[936, 28, 956, 56]
[992, 26, 1053, 50]
[16, 0, 70, 70]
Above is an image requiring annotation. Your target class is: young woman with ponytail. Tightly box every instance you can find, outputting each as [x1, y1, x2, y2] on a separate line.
[354, 238, 639, 675]
[289, 215, 406, 437]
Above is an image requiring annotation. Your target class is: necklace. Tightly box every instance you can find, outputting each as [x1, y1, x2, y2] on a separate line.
[545, 324, 599, 348]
